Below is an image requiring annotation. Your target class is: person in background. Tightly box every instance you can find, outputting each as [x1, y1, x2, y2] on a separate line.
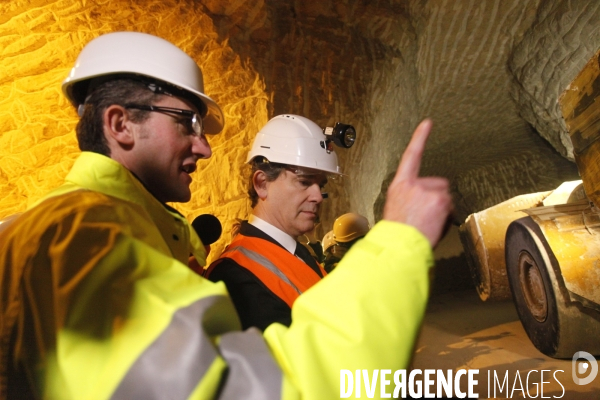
[333, 212, 370, 247]
[320, 213, 370, 273]
[321, 229, 341, 272]
[0, 30, 453, 400]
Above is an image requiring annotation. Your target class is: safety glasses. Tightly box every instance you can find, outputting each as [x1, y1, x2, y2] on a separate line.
[125, 104, 204, 137]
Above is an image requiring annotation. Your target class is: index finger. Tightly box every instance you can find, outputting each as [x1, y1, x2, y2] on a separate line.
[394, 119, 433, 181]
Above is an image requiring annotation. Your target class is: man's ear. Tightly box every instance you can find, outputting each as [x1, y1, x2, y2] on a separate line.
[103, 105, 135, 148]
[253, 170, 269, 200]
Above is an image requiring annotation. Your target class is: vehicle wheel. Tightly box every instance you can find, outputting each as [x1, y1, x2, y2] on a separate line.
[505, 217, 600, 358]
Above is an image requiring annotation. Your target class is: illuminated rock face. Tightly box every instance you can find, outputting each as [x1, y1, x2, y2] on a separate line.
[0, 0, 598, 260]
[204, 0, 596, 227]
[0, 0, 269, 261]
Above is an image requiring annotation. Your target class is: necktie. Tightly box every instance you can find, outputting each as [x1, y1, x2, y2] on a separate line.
[295, 242, 323, 277]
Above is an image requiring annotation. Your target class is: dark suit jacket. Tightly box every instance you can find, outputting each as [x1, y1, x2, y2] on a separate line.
[207, 221, 323, 331]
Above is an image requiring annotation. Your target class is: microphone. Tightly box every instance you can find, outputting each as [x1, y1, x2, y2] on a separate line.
[191, 214, 223, 245]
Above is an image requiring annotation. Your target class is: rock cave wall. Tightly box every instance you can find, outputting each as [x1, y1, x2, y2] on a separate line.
[204, 0, 597, 233]
[1, 0, 599, 264]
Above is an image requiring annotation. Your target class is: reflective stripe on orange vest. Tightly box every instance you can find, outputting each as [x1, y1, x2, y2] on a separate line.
[214, 234, 326, 308]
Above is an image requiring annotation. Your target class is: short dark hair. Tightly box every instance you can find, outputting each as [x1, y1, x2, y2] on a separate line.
[75, 79, 163, 156]
[248, 158, 287, 207]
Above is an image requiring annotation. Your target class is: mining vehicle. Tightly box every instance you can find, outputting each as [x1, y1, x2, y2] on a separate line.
[459, 49, 600, 358]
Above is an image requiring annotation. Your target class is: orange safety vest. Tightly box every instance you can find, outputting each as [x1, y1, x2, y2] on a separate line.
[206, 234, 327, 308]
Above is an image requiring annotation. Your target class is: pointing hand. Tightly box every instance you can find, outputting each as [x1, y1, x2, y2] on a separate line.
[383, 119, 453, 247]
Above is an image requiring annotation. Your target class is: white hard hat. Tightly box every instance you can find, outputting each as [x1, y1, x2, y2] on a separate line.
[246, 114, 342, 175]
[62, 32, 224, 134]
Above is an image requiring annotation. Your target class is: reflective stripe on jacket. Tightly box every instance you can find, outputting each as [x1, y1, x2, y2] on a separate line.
[210, 234, 326, 308]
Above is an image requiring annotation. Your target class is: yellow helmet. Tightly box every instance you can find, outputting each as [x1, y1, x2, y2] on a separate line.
[322, 230, 338, 253]
[333, 213, 370, 243]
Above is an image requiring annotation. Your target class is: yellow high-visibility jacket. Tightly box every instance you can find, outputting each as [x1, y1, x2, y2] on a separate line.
[0, 152, 433, 400]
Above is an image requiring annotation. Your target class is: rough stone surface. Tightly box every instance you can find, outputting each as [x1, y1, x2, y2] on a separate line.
[202, 0, 592, 229]
[509, 0, 600, 161]
[1, 0, 599, 263]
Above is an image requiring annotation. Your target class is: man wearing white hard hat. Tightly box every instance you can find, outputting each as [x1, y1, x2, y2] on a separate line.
[205, 114, 352, 330]
[0, 31, 453, 400]
[0, 31, 227, 398]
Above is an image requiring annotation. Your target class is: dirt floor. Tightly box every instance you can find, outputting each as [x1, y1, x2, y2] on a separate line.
[411, 289, 600, 399]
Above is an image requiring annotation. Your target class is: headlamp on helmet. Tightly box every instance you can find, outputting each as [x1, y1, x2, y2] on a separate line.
[323, 122, 356, 150]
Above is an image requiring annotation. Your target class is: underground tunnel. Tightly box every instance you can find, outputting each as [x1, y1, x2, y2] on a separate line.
[1, 0, 599, 397]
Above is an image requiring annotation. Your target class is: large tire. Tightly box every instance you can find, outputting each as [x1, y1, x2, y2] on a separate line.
[505, 216, 600, 358]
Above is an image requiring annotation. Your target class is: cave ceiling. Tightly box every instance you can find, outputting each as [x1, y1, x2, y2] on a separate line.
[201, 0, 599, 225]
